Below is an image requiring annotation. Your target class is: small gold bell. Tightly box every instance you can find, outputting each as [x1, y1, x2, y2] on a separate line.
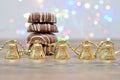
[55, 39, 70, 60]
[79, 41, 97, 60]
[68, 40, 97, 60]
[5, 40, 20, 60]
[29, 40, 45, 60]
[95, 41, 116, 60]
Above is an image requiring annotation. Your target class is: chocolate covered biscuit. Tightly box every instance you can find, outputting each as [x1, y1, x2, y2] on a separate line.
[27, 23, 58, 32]
[28, 12, 57, 23]
[26, 33, 57, 44]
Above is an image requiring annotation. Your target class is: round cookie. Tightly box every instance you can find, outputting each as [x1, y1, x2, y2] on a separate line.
[28, 12, 57, 23]
[27, 23, 58, 32]
[26, 33, 57, 44]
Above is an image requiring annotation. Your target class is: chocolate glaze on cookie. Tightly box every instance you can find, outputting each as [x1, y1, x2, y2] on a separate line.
[26, 33, 57, 44]
[27, 23, 58, 32]
[28, 12, 57, 23]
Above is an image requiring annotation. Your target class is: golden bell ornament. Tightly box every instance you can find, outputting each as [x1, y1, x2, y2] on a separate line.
[95, 41, 118, 60]
[0, 40, 26, 60]
[5, 40, 20, 60]
[29, 40, 45, 60]
[55, 39, 70, 60]
[69, 40, 97, 60]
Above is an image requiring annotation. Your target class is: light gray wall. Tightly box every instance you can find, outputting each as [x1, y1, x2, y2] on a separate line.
[0, 0, 119, 40]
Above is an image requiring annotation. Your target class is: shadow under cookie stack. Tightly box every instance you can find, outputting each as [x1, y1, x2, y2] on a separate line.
[26, 12, 58, 56]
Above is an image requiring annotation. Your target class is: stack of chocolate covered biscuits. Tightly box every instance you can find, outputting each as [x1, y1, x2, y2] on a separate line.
[26, 12, 58, 55]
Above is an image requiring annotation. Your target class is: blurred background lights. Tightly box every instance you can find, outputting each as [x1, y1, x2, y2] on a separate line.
[54, 8, 59, 12]
[65, 35, 70, 40]
[94, 21, 98, 25]
[56, 13, 61, 18]
[9, 18, 14, 24]
[96, 13, 100, 17]
[99, 0, 104, 4]
[57, 36, 61, 41]
[68, 0, 74, 6]
[39, 4, 44, 8]
[105, 5, 111, 10]
[94, 4, 99, 10]
[104, 15, 112, 22]
[84, 3, 90, 8]
[58, 26, 64, 32]
[37, 0, 44, 4]
[16, 30, 20, 35]
[64, 14, 69, 19]
[64, 9, 69, 13]
[94, 17, 100, 22]
[21, 30, 26, 35]
[76, 2, 81, 6]
[88, 16, 92, 21]
[89, 32, 94, 37]
[0, 0, 114, 39]
[106, 37, 111, 41]
[71, 10, 76, 15]
[24, 13, 30, 19]
[18, 0, 23, 2]
[103, 29, 108, 34]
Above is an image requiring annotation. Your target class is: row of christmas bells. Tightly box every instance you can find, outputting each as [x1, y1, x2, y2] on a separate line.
[0, 39, 120, 61]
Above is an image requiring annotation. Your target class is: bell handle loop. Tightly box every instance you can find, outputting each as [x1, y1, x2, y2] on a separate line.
[88, 41, 98, 56]
[0, 40, 11, 51]
[88, 41, 98, 48]
[67, 41, 81, 55]
[115, 51, 120, 55]
[94, 41, 105, 57]
[15, 40, 26, 57]
[52, 42, 60, 55]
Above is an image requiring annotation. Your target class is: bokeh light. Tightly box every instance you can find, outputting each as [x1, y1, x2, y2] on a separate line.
[65, 35, 70, 40]
[89, 32, 94, 38]
[16, 30, 20, 34]
[104, 15, 112, 22]
[103, 29, 108, 34]
[94, 21, 98, 25]
[105, 5, 111, 10]
[18, 0, 23, 2]
[71, 10, 76, 15]
[84, 3, 90, 9]
[21, 30, 26, 35]
[94, 4, 99, 10]
[58, 26, 64, 32]
[24, 13, 30, 19]
[106, 37, 111, 41]
[76, 2, 81, 6]
[37, 0, 44, 4]
[99, 0, 104, 4]
[2, 0, 113, 39]
[88, 16, 92, 21]
[96, 13, 100, 17]
[9, 18, 14, 24]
